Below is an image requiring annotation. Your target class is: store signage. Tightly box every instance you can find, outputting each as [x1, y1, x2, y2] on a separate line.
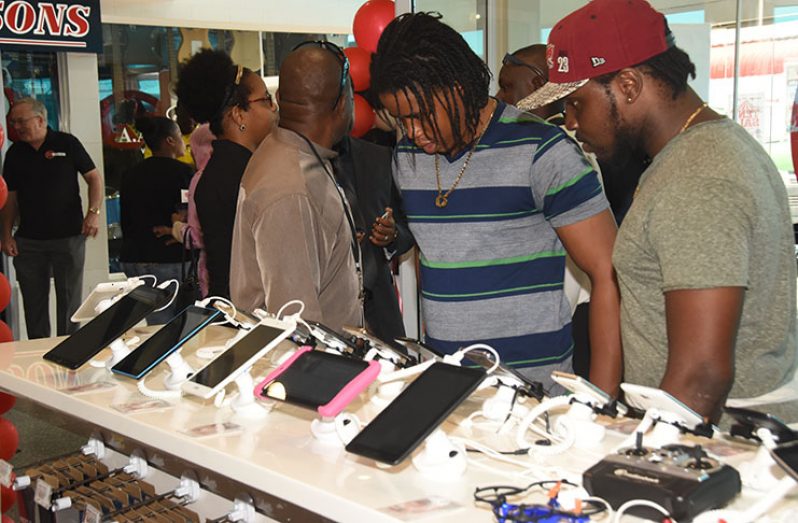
[0, 0, 101, 54]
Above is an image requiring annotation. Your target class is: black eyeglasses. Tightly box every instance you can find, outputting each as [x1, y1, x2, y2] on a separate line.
[293, 40, 350, 108]
[502, 53, 547, 81]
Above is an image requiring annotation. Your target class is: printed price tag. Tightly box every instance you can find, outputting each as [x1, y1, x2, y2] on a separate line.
[34, 478, 52, 508]
[0, 459, 11, 486]
[83, 503, 102, 523]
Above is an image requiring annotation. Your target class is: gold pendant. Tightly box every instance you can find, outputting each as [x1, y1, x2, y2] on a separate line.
[435, 194, 448, 208]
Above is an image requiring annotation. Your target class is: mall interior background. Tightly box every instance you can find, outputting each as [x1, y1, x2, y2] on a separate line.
[1, 0, 798, 339]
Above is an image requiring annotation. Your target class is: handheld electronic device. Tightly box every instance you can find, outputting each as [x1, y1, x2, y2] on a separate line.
[43, 285, 172, 370]
[394, 337, 447, 363]
[255, 348, 380, 417]
[181, 316, 296, 399]
[306, 320, 362, 356]
[552, 371, 612, 404]
[465, 349, 544, 400]
[723, 406, 797, 444]
[345, 362, 487, 465]
[110, 306, 221, 379]
[770, 440, 798, 481]
[71, 279, 144, 323]
[342, 325, 413, 367]
[620, 383, 703, 427]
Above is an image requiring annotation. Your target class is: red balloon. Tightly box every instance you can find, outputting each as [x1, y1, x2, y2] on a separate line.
[353, 0, 395, 54]
[0, 484, 14, 514]
[351, 94, 376, 138]
[0, 417, 18, 461]
[0, 394, 13, 416]
[344, 47, 371, 93]
[0, 176, 7, 211]
[0, 321, 11, 344]
[0, 273, 9, 313]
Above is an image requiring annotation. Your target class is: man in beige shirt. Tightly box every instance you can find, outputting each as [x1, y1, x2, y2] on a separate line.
[230, 42, 362, 331]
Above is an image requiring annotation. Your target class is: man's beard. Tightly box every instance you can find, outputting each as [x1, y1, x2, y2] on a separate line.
[599, 94, 648, 174]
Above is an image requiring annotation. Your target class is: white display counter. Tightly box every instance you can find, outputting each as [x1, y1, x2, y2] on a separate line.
[0, 327, 796, 522]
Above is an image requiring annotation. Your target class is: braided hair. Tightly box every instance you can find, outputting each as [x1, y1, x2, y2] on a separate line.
[369, 12, 492, 153]
[175, 49, 254, 137]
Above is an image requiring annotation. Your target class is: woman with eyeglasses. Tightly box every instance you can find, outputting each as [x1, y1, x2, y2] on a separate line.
[175, 49, 278, 299]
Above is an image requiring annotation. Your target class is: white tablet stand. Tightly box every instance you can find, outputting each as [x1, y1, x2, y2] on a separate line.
[104, 336, 138, 370]
[739, 427, 788, 490]
[554, 395, 607, 449]
[311, 412, 360, 446]
[622, 408, 686, 450]
[411, 429, 467, 480]
[230, 368, 269, 419]
[162, 351, 195, 390]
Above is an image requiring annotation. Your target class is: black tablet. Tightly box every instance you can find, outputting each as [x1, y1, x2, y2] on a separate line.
[345, 362, 486, 465]
[43, 285, 171, 370]
[111, 305, 221, 379]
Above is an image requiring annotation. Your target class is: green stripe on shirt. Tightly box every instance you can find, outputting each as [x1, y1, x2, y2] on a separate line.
[421, 250, 565, 269]
[422, 282, 563, 299]
[545, 166, 594, 196]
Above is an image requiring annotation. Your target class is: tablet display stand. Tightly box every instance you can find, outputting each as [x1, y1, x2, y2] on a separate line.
[740, 428, 788, 490]
[162, 351, 195, 390]
[105, 337, 138, 370]
[411, 429, 467, 480]
[554, 395, 607, 449]
[231, 368, 269, 419]
[624, 408, 687, 450]
[311, 412, 359, 446]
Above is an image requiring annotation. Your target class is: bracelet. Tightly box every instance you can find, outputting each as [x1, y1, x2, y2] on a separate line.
[87, 207, 100, 215]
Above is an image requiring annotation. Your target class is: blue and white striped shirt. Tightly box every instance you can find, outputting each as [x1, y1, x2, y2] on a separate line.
[394, 101, 608, 368]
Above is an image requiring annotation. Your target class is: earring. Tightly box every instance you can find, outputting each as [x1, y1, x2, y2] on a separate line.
[627, 97, 633, 103]
[239, 124, 246, 132]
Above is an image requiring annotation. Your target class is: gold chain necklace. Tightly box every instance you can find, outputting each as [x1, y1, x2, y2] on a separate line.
[680, 102, 708, 133]
[434, 101, 497, 208]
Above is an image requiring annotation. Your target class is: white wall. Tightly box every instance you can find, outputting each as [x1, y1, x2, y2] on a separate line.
[101, 0, 364, 32]
[62, 52, 109, 300]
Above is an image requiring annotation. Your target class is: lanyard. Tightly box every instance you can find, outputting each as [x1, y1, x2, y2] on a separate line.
[297, 133, 365, 314]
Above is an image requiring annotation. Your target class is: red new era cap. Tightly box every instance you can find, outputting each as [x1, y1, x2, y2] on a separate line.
[518, 0, 673, 111]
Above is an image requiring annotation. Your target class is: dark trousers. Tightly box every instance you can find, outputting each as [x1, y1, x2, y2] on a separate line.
[13, 235, 85, 339]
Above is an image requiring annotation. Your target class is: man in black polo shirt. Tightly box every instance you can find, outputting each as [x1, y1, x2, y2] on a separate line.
[1, 98, 102, 339]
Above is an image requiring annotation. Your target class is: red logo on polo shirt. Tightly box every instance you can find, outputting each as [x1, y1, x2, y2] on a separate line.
[44, 150, 66, 159]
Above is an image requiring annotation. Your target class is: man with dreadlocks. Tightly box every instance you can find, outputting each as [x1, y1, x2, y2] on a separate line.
[370, 12, 622, 396]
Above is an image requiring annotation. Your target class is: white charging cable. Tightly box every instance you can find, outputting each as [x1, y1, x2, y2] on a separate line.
[452, 343, 501, 374]
[153, 279, 180, 312]
[515, 395, 576, 456]
[613, 499, 674, 523]
[276, 299, 306, 320]
[197, 296, 239, 326]
[137, 376, 182, 399]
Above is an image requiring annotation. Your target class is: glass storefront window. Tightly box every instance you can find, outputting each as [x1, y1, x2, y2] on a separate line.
[1, 50, 60, 131]
[414, 0, 487, 58]
[260, 32, 350, 78]
[99, 24, 261, 272]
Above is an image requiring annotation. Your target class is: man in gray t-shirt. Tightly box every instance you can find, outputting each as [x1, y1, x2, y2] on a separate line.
[519, 0, 797, 423]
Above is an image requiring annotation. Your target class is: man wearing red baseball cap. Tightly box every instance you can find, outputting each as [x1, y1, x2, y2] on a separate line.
[520, 0, 797, 423]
